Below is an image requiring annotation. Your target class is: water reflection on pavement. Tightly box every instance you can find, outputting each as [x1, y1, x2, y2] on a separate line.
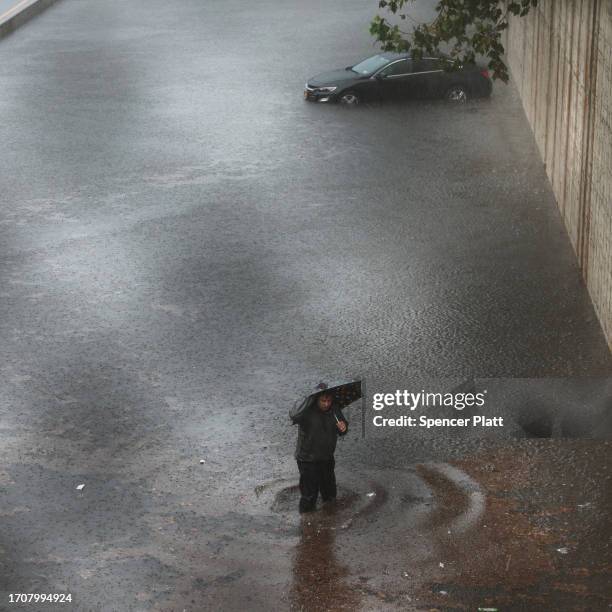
[290, 505, 359, 612]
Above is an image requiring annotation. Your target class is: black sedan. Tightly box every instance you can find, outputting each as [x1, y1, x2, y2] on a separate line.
[304, 52, 492, 105]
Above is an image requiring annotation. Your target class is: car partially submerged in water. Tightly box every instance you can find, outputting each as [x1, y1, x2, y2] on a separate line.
[304, 52, 492, 105]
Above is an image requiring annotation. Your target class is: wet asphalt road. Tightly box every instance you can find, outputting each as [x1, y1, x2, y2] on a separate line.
[1, 0, 611, 611]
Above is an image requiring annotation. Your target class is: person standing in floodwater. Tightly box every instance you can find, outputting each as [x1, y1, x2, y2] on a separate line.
[290, 383, 349, 513]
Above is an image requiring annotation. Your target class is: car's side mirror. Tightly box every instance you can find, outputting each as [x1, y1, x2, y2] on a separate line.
[375, 73, 386, 80]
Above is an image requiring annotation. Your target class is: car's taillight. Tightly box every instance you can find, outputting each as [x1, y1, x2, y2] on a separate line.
[480, 69, 490, 79]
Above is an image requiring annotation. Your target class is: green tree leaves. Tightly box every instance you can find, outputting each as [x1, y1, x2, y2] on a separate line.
[370, 0, 539, 82]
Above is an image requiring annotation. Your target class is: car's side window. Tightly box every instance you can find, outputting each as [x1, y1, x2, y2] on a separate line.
[380, 59, 412, 77]
[412, 58, 442, 73]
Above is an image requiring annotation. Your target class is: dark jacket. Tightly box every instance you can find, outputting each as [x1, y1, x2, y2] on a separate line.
[290, 395, 348, 462]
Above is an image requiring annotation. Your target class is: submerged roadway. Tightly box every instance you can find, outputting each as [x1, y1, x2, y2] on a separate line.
[1, 0, 611, 610]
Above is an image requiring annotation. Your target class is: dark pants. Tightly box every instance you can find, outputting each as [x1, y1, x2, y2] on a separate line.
[297, 459, 336, 513]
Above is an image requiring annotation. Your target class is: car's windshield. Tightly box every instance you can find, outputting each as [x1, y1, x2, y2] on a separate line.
[351, 55, 392, 75]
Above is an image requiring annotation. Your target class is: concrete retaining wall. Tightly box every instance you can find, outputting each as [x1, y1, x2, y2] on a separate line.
[504, 0, 612, 349]
[0, 0, 61, 39]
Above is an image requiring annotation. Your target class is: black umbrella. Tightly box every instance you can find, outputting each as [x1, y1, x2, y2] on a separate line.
[312, 380, 362, 410]
[299, 379, 366, 437]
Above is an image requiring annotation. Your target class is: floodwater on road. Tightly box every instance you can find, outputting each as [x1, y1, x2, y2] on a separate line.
[1, 377, 611, 611]
[0, 0, 611, 610]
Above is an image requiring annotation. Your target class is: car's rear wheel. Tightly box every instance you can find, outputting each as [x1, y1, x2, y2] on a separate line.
[339, 91, 360, 105]
[445, 85, 468, 102]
